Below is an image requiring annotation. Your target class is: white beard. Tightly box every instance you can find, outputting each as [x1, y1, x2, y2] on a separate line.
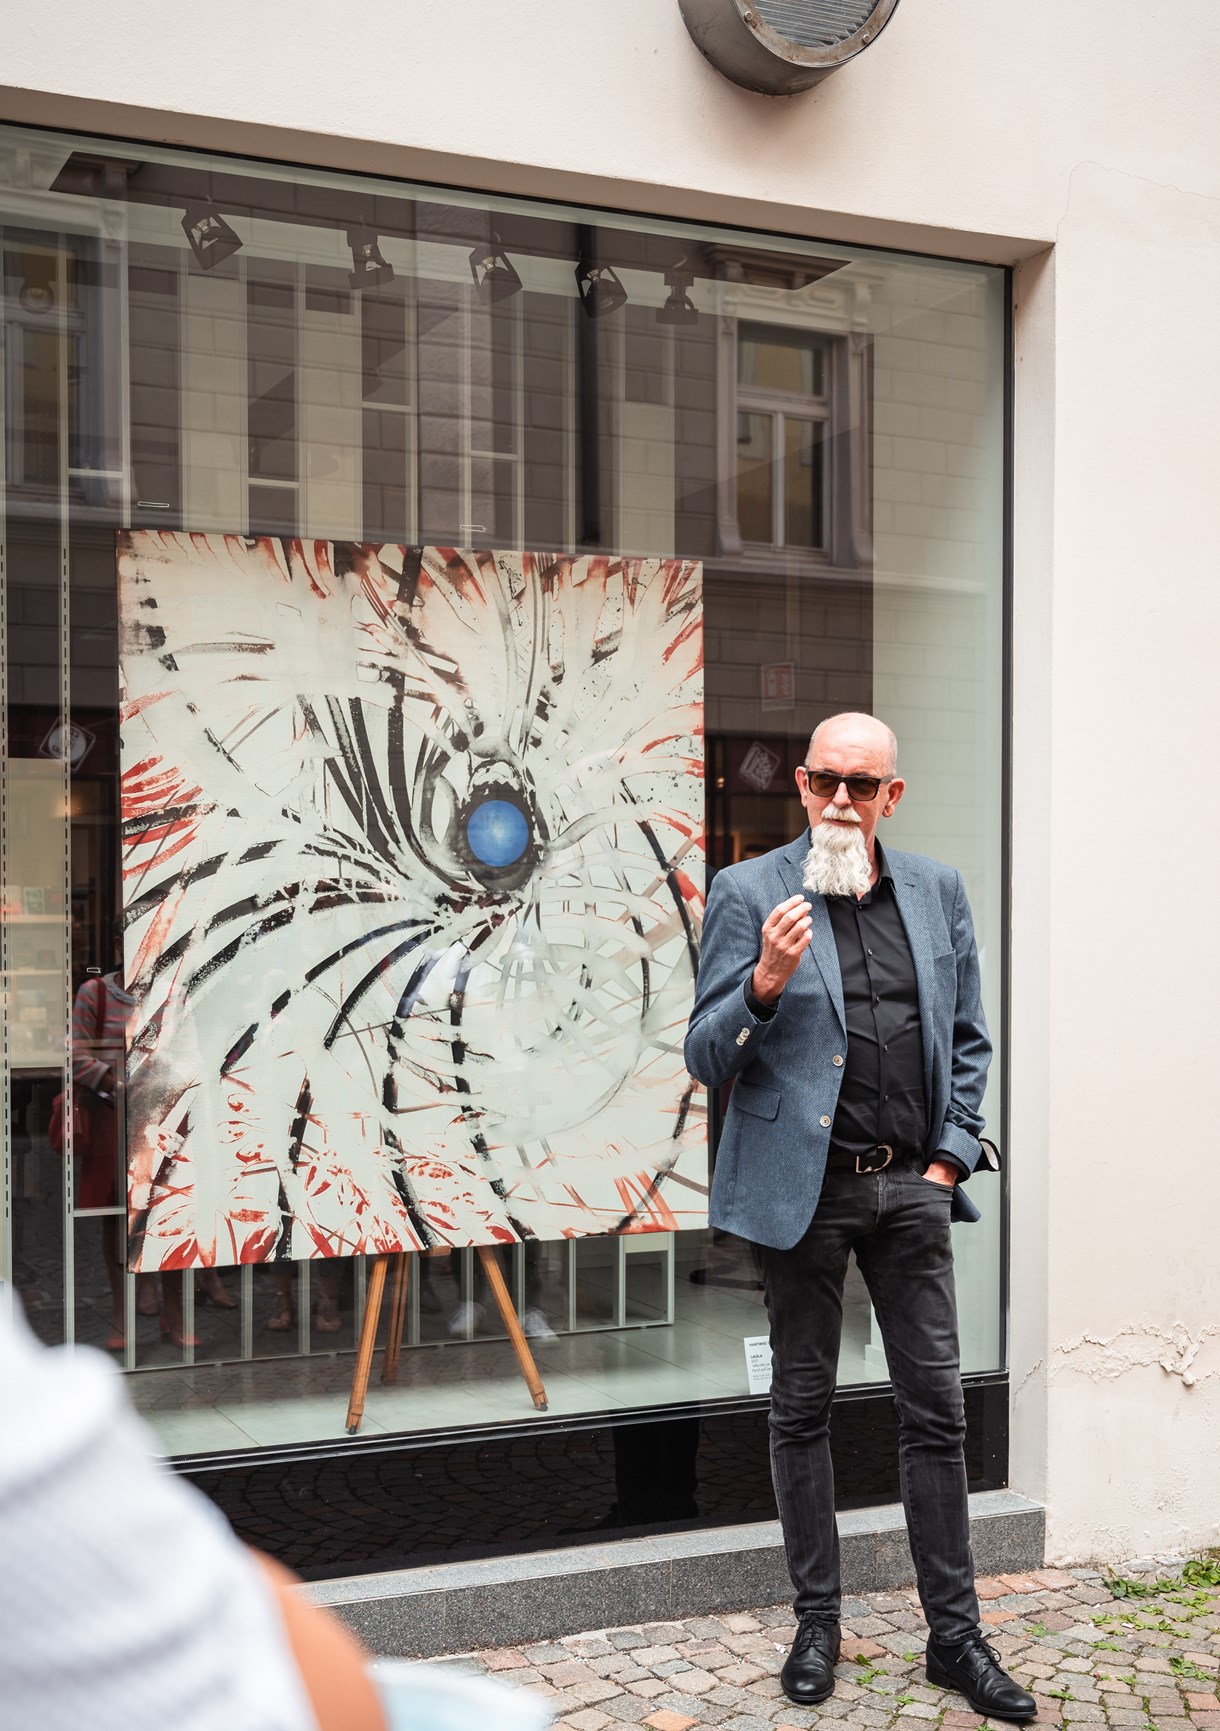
[802, 815, 873, 899]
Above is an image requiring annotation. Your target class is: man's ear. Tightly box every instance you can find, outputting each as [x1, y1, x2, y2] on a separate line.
[881, 777, 905, 817]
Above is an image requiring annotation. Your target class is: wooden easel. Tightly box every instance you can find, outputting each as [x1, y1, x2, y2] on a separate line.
[345, 1246, 549, 1434]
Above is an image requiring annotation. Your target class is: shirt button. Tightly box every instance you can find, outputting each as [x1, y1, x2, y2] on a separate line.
[832, 1054, 844, 1066]
[819, 1115, 832, 1128]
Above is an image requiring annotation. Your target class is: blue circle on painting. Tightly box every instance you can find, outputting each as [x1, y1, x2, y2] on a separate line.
[466, 799, 530, 868]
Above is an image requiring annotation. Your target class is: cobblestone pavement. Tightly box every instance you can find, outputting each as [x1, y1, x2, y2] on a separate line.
[449, 1562, 1220, 1731]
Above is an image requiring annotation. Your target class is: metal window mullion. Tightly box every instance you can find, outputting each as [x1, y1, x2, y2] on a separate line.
[772, 409, 785, 548]
[563, 300, 576, 550]
[513, 293, 524, 545]
[406, 275, 419, 543]
[459, 294, 472, 536]
[56, 235, 74, 1345]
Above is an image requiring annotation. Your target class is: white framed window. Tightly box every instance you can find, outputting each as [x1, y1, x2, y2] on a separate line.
[734, 323, 831, 554]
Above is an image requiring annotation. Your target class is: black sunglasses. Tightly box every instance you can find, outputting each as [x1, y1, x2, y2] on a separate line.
[801, 768, 893, 802]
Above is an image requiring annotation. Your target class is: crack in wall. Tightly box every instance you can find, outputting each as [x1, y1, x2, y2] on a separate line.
[1050, 1323, 1218, 1390]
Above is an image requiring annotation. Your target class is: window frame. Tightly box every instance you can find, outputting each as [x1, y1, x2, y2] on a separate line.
[734, 324, 832, 555]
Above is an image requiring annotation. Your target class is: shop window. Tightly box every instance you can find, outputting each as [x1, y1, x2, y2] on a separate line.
[0, 124, 1007, 1473]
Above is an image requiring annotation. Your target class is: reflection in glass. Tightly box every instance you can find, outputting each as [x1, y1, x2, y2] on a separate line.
[0, 119, 1007, 1464]
[736, 410, 773, 542]
[738, 328, 824, 396]
[784, 417, 825, 550]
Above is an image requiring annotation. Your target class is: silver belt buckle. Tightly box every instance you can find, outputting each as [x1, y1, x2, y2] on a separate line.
[855, 1143, 894, 1174]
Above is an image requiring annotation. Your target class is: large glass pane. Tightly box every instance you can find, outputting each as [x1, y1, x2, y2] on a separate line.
[0, 122, 1006, 1462]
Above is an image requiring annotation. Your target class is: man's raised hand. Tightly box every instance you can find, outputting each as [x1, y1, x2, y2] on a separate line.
[751, 894, 812, 1006]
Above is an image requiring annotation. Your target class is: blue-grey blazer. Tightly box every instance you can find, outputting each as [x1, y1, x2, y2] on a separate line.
[684, 834, 993, 1249]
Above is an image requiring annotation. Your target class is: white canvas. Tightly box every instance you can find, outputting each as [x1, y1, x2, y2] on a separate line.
[117, 533, 706, 1269]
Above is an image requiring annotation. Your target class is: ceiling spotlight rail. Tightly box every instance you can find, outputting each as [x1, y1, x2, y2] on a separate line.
[48, 150, 844, 313]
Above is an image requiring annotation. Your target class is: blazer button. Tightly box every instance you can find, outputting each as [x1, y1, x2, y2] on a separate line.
[820, 1115, 832, 1128]
[832, 1054, 844, 1066]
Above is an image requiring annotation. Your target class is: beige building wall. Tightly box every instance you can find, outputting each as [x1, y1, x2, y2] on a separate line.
[4, 0, 1220, 1561]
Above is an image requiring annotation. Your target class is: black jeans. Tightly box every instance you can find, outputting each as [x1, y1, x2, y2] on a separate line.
[761, 1159, 979, 1645]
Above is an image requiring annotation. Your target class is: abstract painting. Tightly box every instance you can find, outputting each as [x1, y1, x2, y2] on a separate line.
[116, 533, 705, 1270]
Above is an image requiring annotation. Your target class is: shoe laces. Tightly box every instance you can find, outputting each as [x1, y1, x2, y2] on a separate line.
[794, 1614, 839, 1656]
[951, 1632, 1003, 1673]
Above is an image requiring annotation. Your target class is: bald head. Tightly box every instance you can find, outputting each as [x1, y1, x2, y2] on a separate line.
[807, 712, 897, 777]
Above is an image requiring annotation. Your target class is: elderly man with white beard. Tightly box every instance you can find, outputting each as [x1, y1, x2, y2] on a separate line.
[684, 712, 1033, 1723]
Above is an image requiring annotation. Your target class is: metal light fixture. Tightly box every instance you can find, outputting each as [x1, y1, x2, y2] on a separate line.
[658, 261, 698, 327]
[181, 202, 243, 271]
[468, 236, 522, 304]
[575, 256, 628, 320]
[678, 0, 902, 94]
[347, 229, 394, 292]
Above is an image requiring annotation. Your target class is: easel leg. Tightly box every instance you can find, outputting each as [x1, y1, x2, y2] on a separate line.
[345, 1253, 388, 1435]
[476, 1244, 548, 1411]
[381, 1253, 409, 1387]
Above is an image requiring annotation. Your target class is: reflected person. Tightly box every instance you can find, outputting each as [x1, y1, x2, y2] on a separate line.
[684, 713, 1033, 1722]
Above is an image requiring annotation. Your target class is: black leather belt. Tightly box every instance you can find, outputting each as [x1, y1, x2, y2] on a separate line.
[827, 1142, 917, 1175]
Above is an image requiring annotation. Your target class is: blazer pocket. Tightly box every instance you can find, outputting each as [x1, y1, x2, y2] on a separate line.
[732, 1081, 780, 1120]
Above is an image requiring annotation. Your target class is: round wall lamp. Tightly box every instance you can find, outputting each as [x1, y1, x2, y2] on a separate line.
[677, 0, 902, 94]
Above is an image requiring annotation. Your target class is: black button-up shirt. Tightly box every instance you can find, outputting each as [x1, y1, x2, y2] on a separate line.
[746, 841, 932, 1160]
[822, 844, 927, 1160]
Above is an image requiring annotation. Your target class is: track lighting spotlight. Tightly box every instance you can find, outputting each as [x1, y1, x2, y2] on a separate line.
[181, 202, 243, 272]
[347, 230, 394, 291]
[575, 257, 628, 320]
[469, 237, 522, 304]
[658, 261, 698, 326]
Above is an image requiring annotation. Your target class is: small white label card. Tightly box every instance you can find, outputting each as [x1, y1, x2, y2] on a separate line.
[743, 1334, 773, 1395]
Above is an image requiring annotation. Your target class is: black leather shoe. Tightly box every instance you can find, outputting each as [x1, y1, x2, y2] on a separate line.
[780, 1614, 841, 1705]
[927, 1632, 1037, 1720]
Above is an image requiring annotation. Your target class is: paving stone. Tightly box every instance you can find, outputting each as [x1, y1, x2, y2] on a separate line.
[456, 1559, 1220, 1731]
[642, 1714, 698, 1731]
[545, 1661, 602, 1685]
[719, 1662, 767, 1685]
[850, 1616, 901, 1637]
[571, 1681, 628, 1705]
[601, 1699, 658, 1724]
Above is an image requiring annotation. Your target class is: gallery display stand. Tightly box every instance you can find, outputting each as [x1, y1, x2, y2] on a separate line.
[345, 1247, 549, 1434]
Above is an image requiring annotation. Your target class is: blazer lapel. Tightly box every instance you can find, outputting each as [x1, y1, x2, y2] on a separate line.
[776, 834, 845, 1034]
[888, 861, 937, 1106]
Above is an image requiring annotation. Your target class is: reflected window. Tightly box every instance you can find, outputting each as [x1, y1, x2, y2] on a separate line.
[735, 323, 829, 552]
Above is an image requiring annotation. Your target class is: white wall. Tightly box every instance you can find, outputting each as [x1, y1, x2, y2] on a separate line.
[5, 0, 1220, 1562]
